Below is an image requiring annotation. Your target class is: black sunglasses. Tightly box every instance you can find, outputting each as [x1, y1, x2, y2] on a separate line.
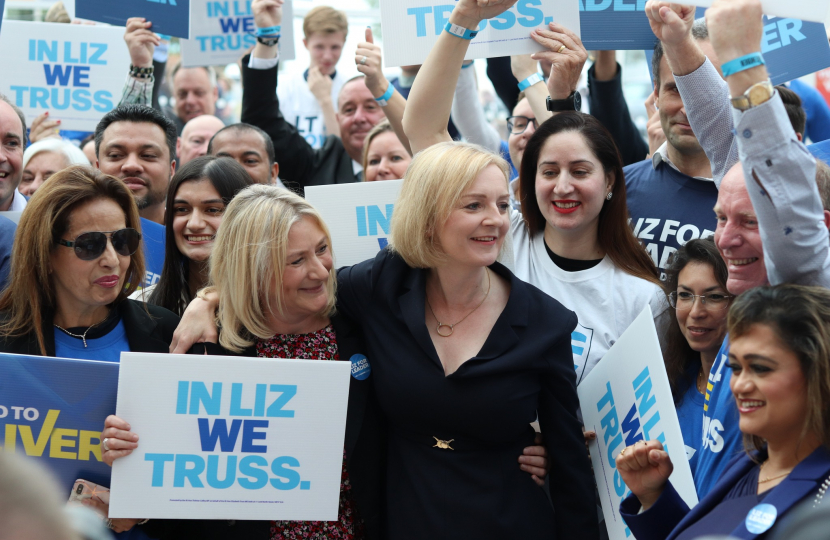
[56, 228, 141, 261]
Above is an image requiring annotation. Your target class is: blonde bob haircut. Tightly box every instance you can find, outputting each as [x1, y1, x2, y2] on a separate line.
[390, 142, 510, 269]
[209, 184, 337, 352]
[0, 165, 145, 356]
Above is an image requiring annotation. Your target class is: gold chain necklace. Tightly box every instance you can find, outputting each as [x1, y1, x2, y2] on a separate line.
[425, 268, 491, 337]
[759, 462, 794, 484]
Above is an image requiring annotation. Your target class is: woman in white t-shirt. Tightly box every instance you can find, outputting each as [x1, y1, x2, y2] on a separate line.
[399, 0, 669, 386]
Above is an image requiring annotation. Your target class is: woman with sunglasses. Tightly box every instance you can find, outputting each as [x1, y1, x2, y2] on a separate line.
[662, 238, 732, 478]
[0, 165, 179, 531]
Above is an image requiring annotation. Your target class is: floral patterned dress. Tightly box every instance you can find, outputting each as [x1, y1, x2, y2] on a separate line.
[255, 324, 365, 540]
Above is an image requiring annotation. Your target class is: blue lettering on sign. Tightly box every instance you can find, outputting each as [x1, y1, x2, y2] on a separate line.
[356, 204, 393, 250]
[576, 0, 646, 10]
[145, 453, 309, 490]
[406, 0, 545, 37]
[207, 1, 251, 17]
[198, 418, 242, 452]
[146, 0, 178, 5]
[761, 19, 807, 53]
[176, 381, 297, 417]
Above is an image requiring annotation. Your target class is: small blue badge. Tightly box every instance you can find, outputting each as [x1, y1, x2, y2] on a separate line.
[745, 503, 777, 534]
[350, 354, 371, 380]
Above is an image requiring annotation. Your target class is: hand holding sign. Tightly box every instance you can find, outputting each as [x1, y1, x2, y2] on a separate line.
[705, 0, 765, 64]
[101, 414, 139, 466]
[124, 18, 160, 69]
[450, 0, 521, 31]
[645, 1, 697, 47]
[28, 112, 62, 143]
[616, 440, 674, 511]
[252, 0, 283, 29]
[530, 23, 588, 100]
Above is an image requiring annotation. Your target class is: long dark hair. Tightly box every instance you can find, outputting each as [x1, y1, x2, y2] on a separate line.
[519, 112, 659, 285]
[663, 238, 728, 401]
[728, 285, 830, 453]
[149, 156, 253, 315]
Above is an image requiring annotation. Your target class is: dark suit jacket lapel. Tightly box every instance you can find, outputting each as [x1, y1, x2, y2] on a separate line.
[120, 301, 169, 354]
[475, 263, 524, 362]
[396, 265, 443, 371]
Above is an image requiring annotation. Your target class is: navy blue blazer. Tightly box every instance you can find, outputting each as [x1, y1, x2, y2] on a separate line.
[620, 446, 830, 540]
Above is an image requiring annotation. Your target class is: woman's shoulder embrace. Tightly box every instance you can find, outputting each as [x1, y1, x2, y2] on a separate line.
[122, 299, 181, 336]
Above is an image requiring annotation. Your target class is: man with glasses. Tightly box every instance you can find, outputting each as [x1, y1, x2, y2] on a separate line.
[506, 98, 538, 210]
[94, 105, 177, 288]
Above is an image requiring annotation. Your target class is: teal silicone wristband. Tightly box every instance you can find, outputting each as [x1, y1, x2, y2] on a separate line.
[444, 21, 478, 40]
[721, 52, 765, 77]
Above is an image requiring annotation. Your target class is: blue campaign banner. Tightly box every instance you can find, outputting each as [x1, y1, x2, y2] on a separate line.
[75, 0, 191, 39]
[645, 14, 830, 87]
[0, 353, 118, 494]
[578, 0, 657, 50]
[140, 217, 165, 289]
[0, 0, 5, 34]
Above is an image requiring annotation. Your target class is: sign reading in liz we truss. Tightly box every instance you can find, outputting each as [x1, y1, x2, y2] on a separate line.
[108, 353, 350, 520]
[0, 21, 130, 132]
[75, 0, 192, 39]
[0, 353, 118, 494]
[577, 307, 698, 540]
[181, 0, 295, 67]
[305, 180, 403, 268]
[682, 0, 830, 24]
[380, 0, 581, 68]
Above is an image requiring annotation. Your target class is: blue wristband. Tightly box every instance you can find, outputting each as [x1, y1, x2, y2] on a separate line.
[444, 21, 478, 40]
[518, 73, 543, 91]
[256, 25, 281, 37]
[721, 52, 765, 77]
[461, 61, 475, 69]
[374, 84, 395, 107]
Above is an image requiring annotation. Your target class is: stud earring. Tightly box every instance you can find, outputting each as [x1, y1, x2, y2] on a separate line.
[606, 192, 613, 201]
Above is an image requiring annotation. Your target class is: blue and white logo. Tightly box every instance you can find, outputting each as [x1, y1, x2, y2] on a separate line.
[572, 323, 594, 384]
[746, 503, 777, 534]
[350, 354, 371, 381]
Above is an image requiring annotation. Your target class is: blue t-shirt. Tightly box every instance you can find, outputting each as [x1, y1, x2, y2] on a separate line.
[694, 335, 743, 497]
[788, 79, 830, 144]
[140, 217, 165, 289]
[623, 159, 719, 278]
[676, 380, 706, 478]
[54, 319, 130, 363]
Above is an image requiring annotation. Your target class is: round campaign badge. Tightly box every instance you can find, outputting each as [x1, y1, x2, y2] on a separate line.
[745, 503, 777, 534]
[350, 354, 371, 380]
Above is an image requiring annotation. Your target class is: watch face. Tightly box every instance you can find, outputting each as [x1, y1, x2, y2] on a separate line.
[748, 84, 772, 105]
[573, 92, 582, 112]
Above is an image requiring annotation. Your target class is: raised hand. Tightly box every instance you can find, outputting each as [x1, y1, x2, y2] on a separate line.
[645, 91, 666, 158]
[644, 1, 696, 47]
[511, 53, 538, 83]
[355, 27, 388, 97]
[705, 0, 764, 64]
[531, 23, 588, 100]
[451, 0, 520, 30]
[615, 439, 673, 511]
[252, 0, 284, 29]
[124, 18, 160, 68]
[28, 111, 62, 143]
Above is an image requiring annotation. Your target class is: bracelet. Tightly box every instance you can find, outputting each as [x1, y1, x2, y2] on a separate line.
[461, 61, 475, 69]
[137, 519, 150, 526]
[517, 73, 543, 91]
[374, 84, 395, 107]
[129, 64, 154, 79]
[256, 36, 280, 47]
[721, 52, 765, 77]
[256, 25, 280, 37]
[444, 21, 478, 40]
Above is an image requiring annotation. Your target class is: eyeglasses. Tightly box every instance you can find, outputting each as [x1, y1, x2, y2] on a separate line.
[56, 228, 141, 261]
[668, 291, 733, 310]
[507, 116, 538, 135]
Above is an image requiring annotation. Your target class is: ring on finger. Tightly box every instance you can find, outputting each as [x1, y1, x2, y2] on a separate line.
[557, 45, 567, 53]
[360, 55, 368, 65]
[620, 447, 627, 457]
[102, 438, 110, 452]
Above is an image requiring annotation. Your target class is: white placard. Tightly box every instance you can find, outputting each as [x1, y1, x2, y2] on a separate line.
[109, 352, 351, 520]
[305, 180, 403, 268]
[682, 0, 830, 24]
[380, 0, 581, 67]
[577, 306, 698, 540]
[181, 0, 295, 68]
[0, 21, 130, 132]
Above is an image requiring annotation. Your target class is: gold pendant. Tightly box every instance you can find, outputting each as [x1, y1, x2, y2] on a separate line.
[436, 323, 454, 337]
[433, 437, 455, 450]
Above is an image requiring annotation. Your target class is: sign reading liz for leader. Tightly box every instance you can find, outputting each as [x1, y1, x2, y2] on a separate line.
[108, 353, 351, 520]
[577, 307, 698, 540]
[380, 0, 581, 68]
[0, 21, 130, 132]
[181, 0, 295, 67]
[0, 353, 118, 495]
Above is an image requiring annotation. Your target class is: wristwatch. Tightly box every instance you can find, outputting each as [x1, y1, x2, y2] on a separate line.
[546, 91, 582, 112]
[730, 80, 774, 111]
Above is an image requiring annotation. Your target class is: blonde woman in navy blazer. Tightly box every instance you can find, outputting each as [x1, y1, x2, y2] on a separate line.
[617, 285, 830, 540]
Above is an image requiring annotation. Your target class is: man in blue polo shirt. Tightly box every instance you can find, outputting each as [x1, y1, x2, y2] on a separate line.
[94, 105, 174, 289]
